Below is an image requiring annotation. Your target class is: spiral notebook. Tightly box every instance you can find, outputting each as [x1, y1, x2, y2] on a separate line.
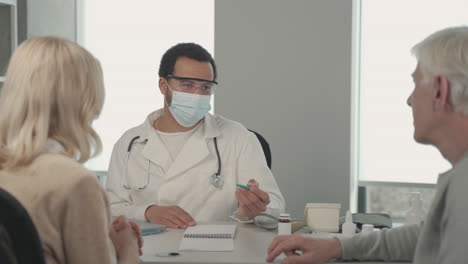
[179, 225, 237, 251]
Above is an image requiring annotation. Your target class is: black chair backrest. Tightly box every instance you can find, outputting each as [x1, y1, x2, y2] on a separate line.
[0, 225, 17, 264]
[248, 129, 272, 169]
[0, 188, 46, 264]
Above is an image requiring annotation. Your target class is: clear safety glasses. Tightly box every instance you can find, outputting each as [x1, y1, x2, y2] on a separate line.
[166, 75, 218, 95]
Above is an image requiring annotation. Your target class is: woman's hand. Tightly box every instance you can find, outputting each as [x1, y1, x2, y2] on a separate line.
[109, 216, 141, 263]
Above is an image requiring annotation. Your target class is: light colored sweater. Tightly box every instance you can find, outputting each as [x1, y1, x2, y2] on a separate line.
[0, 153, 117, 264]
[338, 152, 468, 263]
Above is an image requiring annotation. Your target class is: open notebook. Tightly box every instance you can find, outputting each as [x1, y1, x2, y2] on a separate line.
[179, 225, 237, 251]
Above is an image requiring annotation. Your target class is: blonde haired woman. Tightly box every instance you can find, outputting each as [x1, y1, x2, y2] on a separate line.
[0, 37, 141, 263]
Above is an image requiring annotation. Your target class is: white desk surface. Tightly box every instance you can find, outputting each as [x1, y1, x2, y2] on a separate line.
[141, 222, 409, 264]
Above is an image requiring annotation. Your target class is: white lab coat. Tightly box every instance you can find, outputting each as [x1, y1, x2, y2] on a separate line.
[106, 109, 285, 225]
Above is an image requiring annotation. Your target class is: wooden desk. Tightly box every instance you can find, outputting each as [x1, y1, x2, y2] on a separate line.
[140, 223, 409, 264]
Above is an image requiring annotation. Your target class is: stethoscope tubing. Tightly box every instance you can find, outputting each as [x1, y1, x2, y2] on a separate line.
[124, 136, 150, 190]
[213, 137, 221, 177]
[123, 135, 222, 190]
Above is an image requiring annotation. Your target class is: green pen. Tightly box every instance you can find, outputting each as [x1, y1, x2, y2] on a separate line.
[236, 183, 251, 190]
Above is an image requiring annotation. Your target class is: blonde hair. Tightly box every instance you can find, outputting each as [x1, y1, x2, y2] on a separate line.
[411, 26, 468, 115]
[0, 37, 105, 169]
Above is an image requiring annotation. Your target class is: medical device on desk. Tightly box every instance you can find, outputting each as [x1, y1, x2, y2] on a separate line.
[123, 136, 223, 190]
[112, 216, 166, 236]
[136, 220, 166, 236]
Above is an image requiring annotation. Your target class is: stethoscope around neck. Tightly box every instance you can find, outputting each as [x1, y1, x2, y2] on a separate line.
[123, 135, 223, 190]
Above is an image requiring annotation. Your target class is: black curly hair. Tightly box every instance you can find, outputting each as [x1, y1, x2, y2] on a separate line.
[158, 43, 217, 81]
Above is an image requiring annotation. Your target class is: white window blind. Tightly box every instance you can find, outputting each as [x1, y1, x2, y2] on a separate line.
[358, 0, 467, 183]
[79, 0, 214, 171]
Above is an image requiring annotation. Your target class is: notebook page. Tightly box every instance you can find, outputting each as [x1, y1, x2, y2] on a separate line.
[179, 225, 236, 251]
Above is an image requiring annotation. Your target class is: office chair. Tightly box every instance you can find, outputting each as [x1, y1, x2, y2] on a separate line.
[0, 188, 46, 264]
[248, 129, 272, 169]
[0, 225, 16, 264]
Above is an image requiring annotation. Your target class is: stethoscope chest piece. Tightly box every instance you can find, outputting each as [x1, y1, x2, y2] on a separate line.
[211, 173, 224, 189]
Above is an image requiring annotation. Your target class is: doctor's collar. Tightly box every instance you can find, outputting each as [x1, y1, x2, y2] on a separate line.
[202, 113, 221, 139]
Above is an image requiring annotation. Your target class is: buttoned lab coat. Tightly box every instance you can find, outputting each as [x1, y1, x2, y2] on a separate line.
[106, 109, 285, 225]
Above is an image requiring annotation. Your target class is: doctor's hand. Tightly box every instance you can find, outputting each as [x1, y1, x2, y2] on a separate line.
[145, 205, 196, 229]
[266, 235, 342, 264]
[235, 179, 270, 218]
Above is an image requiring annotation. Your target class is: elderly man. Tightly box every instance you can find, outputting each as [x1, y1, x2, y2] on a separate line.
[267, 26, 468, 264]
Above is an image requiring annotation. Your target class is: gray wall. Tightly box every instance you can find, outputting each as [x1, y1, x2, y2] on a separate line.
[214, 0, 353, 218]
[27, 0, 76, 40]
[17, 0, 27, 44]
[0, 0, 25, 89]
[0, 0, 74, 91]
[0, 4, 12, 76]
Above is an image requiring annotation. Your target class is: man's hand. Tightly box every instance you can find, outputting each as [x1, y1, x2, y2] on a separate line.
[145, 205, 196, 229]
[235, 179, 270, 218]
[266, 235, 342, 264]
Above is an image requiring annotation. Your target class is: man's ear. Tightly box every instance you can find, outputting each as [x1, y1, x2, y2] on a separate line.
[434, 75, 450, 111]
[158, 77, 167, 95]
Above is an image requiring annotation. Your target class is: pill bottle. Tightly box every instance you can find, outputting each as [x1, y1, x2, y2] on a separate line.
[278, 213, 292, 235]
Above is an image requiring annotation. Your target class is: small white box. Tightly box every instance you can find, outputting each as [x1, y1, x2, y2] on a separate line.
[304, 203, 341, 232]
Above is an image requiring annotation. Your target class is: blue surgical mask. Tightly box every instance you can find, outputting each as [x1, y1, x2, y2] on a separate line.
[166, 84, 212, 127]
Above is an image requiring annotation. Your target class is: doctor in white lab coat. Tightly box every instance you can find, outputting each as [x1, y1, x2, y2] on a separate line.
[106, 43, 285, 228]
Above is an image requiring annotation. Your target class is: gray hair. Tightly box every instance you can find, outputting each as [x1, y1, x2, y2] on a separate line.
[411, 26, 468, 115]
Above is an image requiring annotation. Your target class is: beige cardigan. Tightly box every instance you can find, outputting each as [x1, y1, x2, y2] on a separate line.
[0, 153, 117, 264]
